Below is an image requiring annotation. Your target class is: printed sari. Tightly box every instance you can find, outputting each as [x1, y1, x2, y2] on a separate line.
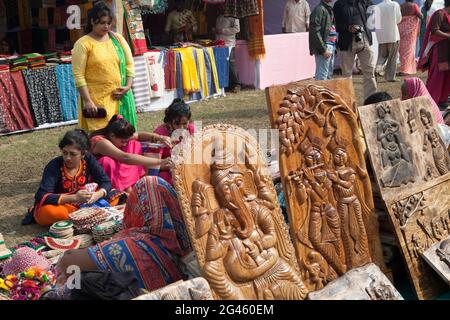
[398, 14, 421, 74]
[88, 176, 192, 291]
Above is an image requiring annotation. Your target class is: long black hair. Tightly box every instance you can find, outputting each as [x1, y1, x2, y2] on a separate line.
[164, 99, 192, 125]
[85, 1, 113, 34]
[59, 129, 90, 153]
[90, 115, 136, 140]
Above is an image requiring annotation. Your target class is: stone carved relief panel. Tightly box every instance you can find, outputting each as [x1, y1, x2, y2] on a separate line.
[308, 263, 403, 300]
[360, 97, 450, 299]
[265, 79, 386, 292]
[422, 236, 450, 286]
[133, 278, 214, 300]
[171, 124, 308, 300]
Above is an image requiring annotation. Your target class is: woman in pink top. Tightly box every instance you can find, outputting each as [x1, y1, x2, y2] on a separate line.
[401, 77, 445, 124]
[154, 99, 196, 185]
[90, 115, 172, 192]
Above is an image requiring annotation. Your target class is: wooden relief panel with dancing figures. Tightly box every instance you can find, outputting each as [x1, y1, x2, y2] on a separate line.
[359, 96, 450, 299]
[171, 124, 308, 300]
[265, 79, 386, 292]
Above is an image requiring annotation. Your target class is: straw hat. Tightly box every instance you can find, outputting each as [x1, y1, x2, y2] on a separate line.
[2, 247, 51, 276]
[0, 233, 12, 260]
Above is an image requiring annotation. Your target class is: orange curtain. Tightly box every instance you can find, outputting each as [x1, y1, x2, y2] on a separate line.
[247, 0, 265, 59]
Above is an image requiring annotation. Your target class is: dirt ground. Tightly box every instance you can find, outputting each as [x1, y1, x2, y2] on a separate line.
[0, 73, 426, 247]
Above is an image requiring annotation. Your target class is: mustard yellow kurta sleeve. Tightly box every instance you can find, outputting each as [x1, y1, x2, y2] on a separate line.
[71, 40, 88, 88]
[116, 33, 135, 78]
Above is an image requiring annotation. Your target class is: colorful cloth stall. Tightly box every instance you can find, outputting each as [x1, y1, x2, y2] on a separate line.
[56, 64, 78, 121]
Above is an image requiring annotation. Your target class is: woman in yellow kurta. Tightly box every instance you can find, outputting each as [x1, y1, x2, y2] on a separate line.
[72, 1, 136, 132]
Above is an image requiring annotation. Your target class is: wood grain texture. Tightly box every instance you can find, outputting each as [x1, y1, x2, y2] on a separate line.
[171, 124, 308, 300]
[265, 79, 386, 292]
[359, 96, 450, 300]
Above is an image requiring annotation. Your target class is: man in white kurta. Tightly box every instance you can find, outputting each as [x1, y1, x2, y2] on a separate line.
[374, 0, 402, 81]
[282, 0, 311, 33]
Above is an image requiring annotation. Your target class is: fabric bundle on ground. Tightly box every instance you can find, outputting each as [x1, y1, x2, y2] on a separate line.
[9, 56, 28, 72]
[56, 64, 78, 121]
[0, 71, 34, 132]
[131, 55, 152, 112]
[0, 58, 9, 73]
[22, 66, 63, 126]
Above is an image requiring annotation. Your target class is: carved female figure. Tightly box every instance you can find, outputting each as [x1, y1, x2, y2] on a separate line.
[420, 108, 450, 176]
[291, 140, 346, 278]
[328, 144, 371, 269]
[375, 105, 416, 187]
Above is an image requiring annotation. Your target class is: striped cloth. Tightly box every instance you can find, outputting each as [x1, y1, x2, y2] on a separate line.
[131, 55, 152, 113]
[56, 64, 78, 121]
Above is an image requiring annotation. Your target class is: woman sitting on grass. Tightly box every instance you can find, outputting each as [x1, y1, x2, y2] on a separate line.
[154, 99, 196, 185]
[27, 130, 121, 227]
[89, 115, 172, 193]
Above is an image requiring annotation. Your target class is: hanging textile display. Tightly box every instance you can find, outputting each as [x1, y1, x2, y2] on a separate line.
[131, 55, 152, 112]
[141, 0, 168, 15]
[144, 51, 165, 98]
[164, 50, 177, 91]
[22, 67, 63, 126]
[56, 65, 78, 121]
[224, 0, 259, 19]
[0, 0, 7, 32]
[18, 0, 32, 30]
[113, 0, 124, 34]
[123, 0, 148, 55]
[175, 48, 201, 96]
[0, 72, 35, 132]
[247, 0, 265, 59]
[213, 47, 229, 89]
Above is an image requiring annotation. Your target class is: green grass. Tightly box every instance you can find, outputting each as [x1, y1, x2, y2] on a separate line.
[0, 73, 422, 246]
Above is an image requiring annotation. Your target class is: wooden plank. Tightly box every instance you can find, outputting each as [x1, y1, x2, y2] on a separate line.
[265, 79, 387, 292]
[359, 96, 450, 299]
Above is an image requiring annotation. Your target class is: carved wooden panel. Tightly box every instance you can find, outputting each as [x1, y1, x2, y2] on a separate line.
[265, 79, 386, 292]
[308, 263, 403, 300]
[171, 124, 308, 300]
[359, 96, 450, 299]
[421, 235, 450, 287]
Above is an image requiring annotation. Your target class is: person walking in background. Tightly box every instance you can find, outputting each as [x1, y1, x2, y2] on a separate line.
[419, 0, 435, 53]
[374, 0, 402, 82]
[418, 0, 450, 108]
[309, 0, 336, 80]
[215, 4, 241, 93]
[72, 1, 137, 132]
[334, 0, 377, 100]
[398, 0, 423, 76]
[282, 0, 311, 33]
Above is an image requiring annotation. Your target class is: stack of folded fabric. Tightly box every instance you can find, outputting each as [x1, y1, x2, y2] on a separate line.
[69, 207, 108, 234]
[59, 51, 72, 64]
[49, 221, 74, 239]
[23, 53, 46, 70]
[9, 56, 28, 71]
[0, 57, 9, 73]
[43, 52, 60, 66]
[92, 220, 122, 244]
[71, 234, 94, 249]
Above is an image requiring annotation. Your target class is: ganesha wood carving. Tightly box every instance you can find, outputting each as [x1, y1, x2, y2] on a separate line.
[265, 79, 386, 292]
[360, 96, 450, 300]
[171, 124, 308, 300]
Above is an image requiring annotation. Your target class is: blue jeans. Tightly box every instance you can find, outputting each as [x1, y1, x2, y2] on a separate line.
[315, 44, 335, 80]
